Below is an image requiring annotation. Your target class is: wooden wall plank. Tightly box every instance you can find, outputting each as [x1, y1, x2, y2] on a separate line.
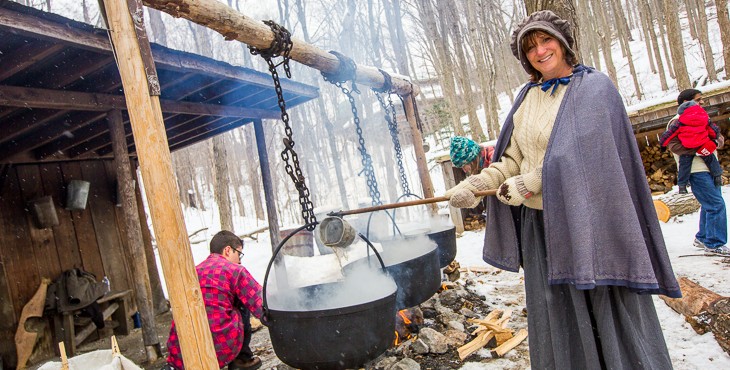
[15, 165, 62, 281]
[60, 162, 105, 280]
[0, 167, 38, 318]
[80, 161, 131, 292]
[39, 163, 83, 271]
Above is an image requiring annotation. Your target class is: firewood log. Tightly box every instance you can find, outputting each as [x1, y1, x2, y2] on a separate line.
[654, 193, 701, 222]
[660, 277, 730, 354]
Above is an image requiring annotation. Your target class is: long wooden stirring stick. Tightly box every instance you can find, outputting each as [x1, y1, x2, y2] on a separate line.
[328, 190, 497, 217]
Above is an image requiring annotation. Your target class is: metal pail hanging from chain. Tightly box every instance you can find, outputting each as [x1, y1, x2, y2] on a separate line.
[318, 216, 357, 248]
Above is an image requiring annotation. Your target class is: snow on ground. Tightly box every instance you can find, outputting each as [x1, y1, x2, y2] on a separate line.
[158, 185, 730, 369]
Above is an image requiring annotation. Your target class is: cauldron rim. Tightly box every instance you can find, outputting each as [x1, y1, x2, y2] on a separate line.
[266, 280, 397, 317]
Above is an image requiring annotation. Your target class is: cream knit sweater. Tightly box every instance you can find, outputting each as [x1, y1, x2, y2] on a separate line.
[479, 84, 567, 209]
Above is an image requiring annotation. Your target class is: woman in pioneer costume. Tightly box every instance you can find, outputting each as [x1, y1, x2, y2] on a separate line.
[445, 10, 679, 369]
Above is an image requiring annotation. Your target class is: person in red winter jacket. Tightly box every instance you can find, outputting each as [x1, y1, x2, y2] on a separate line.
[660, 100, 723, 193]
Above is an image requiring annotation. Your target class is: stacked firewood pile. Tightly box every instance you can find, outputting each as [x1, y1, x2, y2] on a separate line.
[640, 132, 730, 193]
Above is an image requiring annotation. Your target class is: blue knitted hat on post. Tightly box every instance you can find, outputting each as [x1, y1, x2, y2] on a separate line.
[450, 136, 480, 168]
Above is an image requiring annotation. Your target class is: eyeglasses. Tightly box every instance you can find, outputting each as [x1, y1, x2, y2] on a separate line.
[232, 246, 244, 259]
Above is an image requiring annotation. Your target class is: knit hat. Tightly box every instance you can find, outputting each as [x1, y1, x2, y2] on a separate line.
[450, 137, 480, 168]
[510, 10, 576, 75]
[677, 100, 698, 115]
[677, 88, 701, 105]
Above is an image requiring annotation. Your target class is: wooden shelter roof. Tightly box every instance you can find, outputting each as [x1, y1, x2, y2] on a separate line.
[0, 1, 318, 164]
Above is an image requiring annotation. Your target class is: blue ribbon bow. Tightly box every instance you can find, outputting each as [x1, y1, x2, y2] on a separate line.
[531, 77, 571, 95]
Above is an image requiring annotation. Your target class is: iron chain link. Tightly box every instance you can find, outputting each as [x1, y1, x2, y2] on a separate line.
[249, 21, 316, 230]
[322, 52, 381, 206]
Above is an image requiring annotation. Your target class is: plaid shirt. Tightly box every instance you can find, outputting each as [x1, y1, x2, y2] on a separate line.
[166, 254, 263, 369]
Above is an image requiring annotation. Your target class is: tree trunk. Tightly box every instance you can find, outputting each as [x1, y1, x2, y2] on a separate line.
[660, 277, 730, 354]
[444, 2, 485, 141]
[717, 0, 730, 81]
[612, 0, 642, 100]
[383, 0, 411, 76]
[466, 0, 495, 140]
[663, 0, 691, 89]
[653, 0, 675, 79]
[415, 0, 464, 135]
[684, 0, 699, 40]
[592, 0, 618, 85]
[637, 0, 657, 73]
[695, 0, 718, 82]
[641, 0, 668, 90]
[212, 136, 234, 231]
[243, 124, 265, 221]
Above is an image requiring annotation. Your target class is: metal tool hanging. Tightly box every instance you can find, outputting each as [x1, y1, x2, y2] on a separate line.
[372, 69, 411, 196]
[322, 51, 382, 206]
[249, 20, 317, 231]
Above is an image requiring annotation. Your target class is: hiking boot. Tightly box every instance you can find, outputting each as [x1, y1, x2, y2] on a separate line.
[704, 245, 730, 256]
[693, 238, 707, 250]
[228, 356, 262, 370]
[678, 185, 688, 194]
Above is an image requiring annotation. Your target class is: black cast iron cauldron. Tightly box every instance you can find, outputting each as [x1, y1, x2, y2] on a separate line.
[343, 238, 441, 310]
[427, 226, 457, 268]
[263, 223, 397, 370]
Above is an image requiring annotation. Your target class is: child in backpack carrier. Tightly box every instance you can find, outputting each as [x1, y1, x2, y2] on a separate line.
[660, 100, 723, 194]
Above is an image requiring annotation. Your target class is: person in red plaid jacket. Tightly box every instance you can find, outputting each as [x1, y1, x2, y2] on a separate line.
[164, 231, 263, 370]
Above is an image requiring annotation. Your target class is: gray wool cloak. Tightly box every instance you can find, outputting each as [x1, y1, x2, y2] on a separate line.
[484, 65, 681, 298]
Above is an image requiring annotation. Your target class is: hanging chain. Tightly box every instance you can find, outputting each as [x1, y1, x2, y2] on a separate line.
[322, 52, 381, 206]
[373, 69, 410, 195]
[249, 21, 316, 230]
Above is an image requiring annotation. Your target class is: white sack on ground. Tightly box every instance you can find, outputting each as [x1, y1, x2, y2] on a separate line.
[37, 350, 143, 370]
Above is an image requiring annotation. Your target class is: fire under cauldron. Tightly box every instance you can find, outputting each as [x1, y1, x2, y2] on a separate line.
[344, 235, 441, 310]
[263, 223, 397, 370]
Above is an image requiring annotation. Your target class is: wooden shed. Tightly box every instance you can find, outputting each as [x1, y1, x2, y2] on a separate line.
[0, 2, 317, 368]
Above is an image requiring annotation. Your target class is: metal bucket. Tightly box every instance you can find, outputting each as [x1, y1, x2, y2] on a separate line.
[66, 180, 90, 211]
[278, 228, 314, 257]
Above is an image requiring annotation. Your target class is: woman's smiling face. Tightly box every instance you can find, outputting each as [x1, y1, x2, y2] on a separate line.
[524, 31, 571, 80]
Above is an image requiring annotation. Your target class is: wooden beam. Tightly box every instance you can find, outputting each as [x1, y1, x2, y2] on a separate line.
[143, 0, 418, 96]
[0, 85, 281, 118]
[108, 109, 161, 359]
[0, 111, 108, 161]
[100, 0, 218, 367]
[0, 6, 317, 99]
[403, 94, 435, 212]
[0, 43, 65, 82]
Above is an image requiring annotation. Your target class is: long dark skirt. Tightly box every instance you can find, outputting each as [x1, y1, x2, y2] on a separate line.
[520, 207, 673, 370]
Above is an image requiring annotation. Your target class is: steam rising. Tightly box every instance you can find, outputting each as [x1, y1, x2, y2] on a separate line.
[267, 264, 396, 311]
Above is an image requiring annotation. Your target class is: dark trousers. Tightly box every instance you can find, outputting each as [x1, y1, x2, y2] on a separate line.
[235, 307, 254, 360]
[677, 154, 723, 186]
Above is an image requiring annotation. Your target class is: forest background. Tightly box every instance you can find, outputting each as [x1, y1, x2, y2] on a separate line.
[18, 0, 730, 234]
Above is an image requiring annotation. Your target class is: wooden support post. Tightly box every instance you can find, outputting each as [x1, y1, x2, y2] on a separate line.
[134, 168, 169, 315]
[403, 94, 435, 214]
[252, 119, 288, 290]
[107, 109, 161, 360]
[100, 1, 218, 368]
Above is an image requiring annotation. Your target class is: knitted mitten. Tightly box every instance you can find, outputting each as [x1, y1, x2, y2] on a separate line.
[496, 167, 542, 206]
[446, 172, 499, 208]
